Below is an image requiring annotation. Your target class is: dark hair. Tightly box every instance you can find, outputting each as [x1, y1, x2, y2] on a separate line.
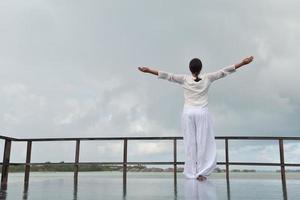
[189, 58, 202, 82]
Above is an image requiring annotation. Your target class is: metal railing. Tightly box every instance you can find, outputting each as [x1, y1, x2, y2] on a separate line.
[1, 135, 300, 199]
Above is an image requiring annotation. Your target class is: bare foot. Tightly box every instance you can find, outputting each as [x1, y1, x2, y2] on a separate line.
[196, 175, 207, 181]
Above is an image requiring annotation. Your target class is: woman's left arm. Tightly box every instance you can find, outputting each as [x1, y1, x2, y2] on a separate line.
[138, 67, 158, 76]
[138, 66, 185, 84]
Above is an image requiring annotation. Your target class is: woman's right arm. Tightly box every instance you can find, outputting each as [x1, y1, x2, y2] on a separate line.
[234, 56, 254, 69]
[138, 66, 185, 84]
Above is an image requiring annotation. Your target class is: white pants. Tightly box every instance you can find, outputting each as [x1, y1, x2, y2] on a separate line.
[181, 105, 217, 179]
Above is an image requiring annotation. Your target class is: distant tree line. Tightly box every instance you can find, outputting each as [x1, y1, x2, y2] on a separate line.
[2, 162, 147, 172]
[3, 163, 291, 173]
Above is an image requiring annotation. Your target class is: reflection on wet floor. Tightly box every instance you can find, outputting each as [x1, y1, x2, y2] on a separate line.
[0, 174, 295, 200]
[0, 189, 7, 200]
[184, 179, 218, 200]
[0, 178, 225, 200]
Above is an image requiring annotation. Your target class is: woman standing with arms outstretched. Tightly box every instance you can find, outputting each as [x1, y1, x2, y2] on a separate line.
[138, 56, 253, 181]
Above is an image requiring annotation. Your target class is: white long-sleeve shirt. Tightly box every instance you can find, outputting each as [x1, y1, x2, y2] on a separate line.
[158, 65, 236, 107]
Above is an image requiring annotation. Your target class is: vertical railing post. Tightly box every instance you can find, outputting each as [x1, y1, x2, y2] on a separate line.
[74, 140, 80, 184]
[279, 139, 287, 200]
[173, 139, 177, 183]
[225, 138, 231, 200]
[173, 139, 177, 196]
[24, 141, 32, 188]
[225, 139, 229, 181]
[123, 139, 128, 196]
[1, 139, 12, 190]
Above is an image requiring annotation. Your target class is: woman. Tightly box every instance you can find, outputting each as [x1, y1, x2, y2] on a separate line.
[138, 56, 254, 181]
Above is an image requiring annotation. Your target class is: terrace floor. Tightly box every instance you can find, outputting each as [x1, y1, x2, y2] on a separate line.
[0, 172, 299, 200]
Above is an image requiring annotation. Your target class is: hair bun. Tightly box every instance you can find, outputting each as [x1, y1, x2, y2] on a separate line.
[189, 58, 202, 81]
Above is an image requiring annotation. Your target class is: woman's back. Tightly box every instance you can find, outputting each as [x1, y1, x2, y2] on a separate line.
[182, 74, 211, 107]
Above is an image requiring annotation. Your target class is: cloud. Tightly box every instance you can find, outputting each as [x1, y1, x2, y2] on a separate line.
[0, 83, 47, 125]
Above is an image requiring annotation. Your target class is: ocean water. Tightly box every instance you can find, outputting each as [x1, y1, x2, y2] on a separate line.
[0, 172, 299, 200]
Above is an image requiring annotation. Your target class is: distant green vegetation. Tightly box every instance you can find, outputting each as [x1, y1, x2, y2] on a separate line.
[3, 162, 147, 172]
[4, 163, 298, 173]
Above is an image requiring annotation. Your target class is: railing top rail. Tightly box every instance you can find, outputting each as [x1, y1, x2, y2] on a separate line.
[216, 136, 300, 140]
[0, 135, 299, 142]
[0, 135, 17, 141]
[13, 136, 184, 142]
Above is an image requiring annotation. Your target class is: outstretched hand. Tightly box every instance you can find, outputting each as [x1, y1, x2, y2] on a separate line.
[242, 56, 254, 65]
[138, 66, 150, 73]
[138, 66, 159, 76]
[235, 56, 254, 69]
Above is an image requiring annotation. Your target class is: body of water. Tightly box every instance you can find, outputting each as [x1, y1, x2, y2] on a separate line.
[0, 172, 299, 200]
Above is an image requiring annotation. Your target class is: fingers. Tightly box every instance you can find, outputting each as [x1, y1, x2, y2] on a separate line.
[248, 56, 254, 62]
[242, 56, 254, 65]
[138, 66, 147, 72]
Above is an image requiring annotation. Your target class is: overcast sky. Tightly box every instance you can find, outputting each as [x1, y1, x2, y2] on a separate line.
[0, 0, 299, 169]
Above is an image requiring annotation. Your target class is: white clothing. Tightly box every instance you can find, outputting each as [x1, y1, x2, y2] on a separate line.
[181, 105, 216, 178]
[158, 65, 236, 107]
[158, 64, 236, 178]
